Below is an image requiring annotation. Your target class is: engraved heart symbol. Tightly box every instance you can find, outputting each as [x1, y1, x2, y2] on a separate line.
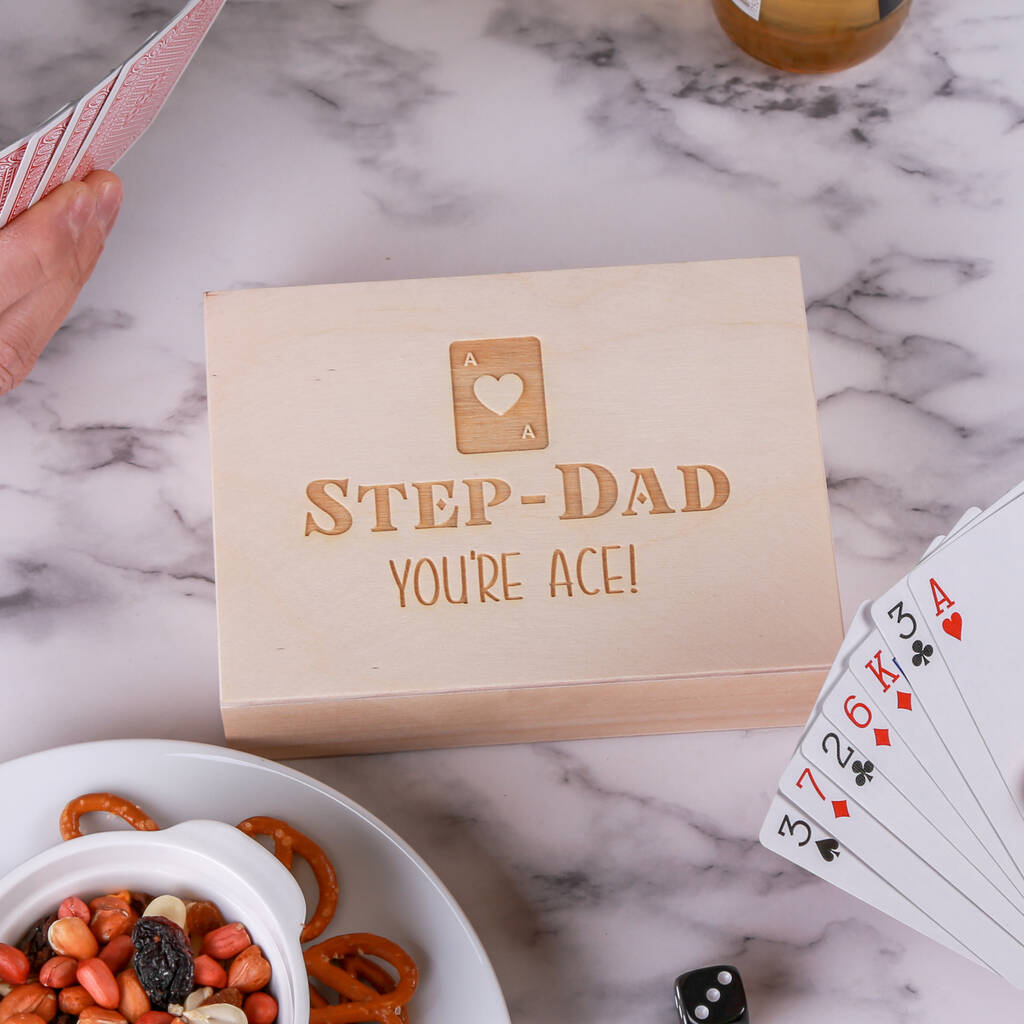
[942, 611, 963, 641]
[473, 373, 523, 416]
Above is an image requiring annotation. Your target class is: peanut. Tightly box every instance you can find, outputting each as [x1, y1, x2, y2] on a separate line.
[58, 897, 91, 924]
[88, 898, 135, 945]
[0, 984, 54, 1023]
[77, 959, 119, 1010]
[135, 1014, 176, 1024]
[185, 902, 224, 940]
[115, 969, 149, 1024]
[5, 1014, 47, 1024]
[38, 958, 78, 990]
[48, 917, 99, 960]
[90, 896, 130, 914]
[79, 1008, 127, 1024]
[242, 993, 277, 1024]
[58, 986, 94, 1015]
[225, 947, 269, 995]
[201, 925, 250, 961]
[192, 957, 227, 990]
[0, 946, 29, 986]
[99, 935, 135, 975]
[33, 993, 55, 1024]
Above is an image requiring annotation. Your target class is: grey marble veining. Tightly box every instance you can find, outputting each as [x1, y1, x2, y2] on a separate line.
[3, 0, 1024, 1020]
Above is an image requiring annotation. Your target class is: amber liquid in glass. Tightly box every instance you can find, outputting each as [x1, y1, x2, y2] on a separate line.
[711, 0, 912, 74]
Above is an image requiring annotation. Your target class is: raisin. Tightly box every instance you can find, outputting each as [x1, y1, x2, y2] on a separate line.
[16, 912, 58, 973]
[131, 915, 194, 1010]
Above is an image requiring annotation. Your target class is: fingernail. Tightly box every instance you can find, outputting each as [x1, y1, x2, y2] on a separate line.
[68, 190, 95, 241]
[97, 181, 122, 233]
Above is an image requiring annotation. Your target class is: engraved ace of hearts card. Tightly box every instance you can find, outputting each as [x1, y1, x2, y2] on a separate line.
[204, 258, 842, 757]
[762, 481, 1024, 989]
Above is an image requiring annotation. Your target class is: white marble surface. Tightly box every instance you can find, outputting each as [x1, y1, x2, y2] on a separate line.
[3, 0, 1024, 1019]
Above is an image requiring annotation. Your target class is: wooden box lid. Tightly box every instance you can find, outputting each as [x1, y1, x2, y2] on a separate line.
[205, 258, 841, 757]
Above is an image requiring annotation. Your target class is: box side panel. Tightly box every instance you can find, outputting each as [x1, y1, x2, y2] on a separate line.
[223, 665, 827, 757]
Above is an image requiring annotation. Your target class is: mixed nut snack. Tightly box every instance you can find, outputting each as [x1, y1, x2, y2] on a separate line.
[44, 794, 419, 1024]
[0, 891, 278, 1024]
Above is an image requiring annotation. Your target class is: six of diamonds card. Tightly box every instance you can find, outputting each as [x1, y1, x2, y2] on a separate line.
[762, 482, 1024, 987]
[0, 0, 225, 229]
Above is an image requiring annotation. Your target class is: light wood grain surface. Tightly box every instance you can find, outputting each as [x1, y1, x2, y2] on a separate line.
[205, 258, 842, 754]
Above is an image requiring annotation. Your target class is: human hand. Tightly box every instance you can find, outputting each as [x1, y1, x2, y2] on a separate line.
[0, 170, 123, 395]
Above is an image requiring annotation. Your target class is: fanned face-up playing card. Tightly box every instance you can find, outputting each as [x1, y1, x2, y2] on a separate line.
[761, 481, 1024, 989]
[0, 0, 225, 229]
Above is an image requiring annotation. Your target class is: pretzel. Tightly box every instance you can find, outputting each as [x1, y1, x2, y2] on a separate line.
[304, 934, 417, 1024]
[312, 970, 407, 1020]
[59, 793, 160, 840]
[307, 978, 403, 1019]
[338, 955, 400, 996]
[236, 816, 338, 941]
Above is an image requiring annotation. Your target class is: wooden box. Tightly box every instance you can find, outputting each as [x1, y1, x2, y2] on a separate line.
[205, 258, 842, 757]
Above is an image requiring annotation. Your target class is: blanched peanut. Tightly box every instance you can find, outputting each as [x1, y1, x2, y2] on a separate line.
[192, 957, 226, 989]
[183, 989, 213, 1012]
[38, 958, 78, 990]
[141, 897, 186, 932]
[76, 959, 119, 1010]
[201, 925, 250, 961]
[48, 917, 98, 960]
[0, 947, 29, 986]
[183, 1005, 246, 1024]
[242, 993, 277, 1024]
[58, 986, 94, 1015]
[98, 935, 135, 975]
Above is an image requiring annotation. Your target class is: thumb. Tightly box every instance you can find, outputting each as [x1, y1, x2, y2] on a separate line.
[0, 172, 122, 395]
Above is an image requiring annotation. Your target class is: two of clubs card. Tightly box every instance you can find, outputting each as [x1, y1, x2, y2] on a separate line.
[0, 0, 226, 228]
[761, 478, 1024, 988]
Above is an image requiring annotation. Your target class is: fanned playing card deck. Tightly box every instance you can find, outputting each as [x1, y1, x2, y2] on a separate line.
[762, 481, 1024, 986]
[0, 0, 224, 228]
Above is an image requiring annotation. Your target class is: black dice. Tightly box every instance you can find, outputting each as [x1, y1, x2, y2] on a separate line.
[674, 964, 748, 1024]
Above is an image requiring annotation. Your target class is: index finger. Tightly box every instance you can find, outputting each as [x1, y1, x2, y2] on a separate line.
[0, 172, 120, 308]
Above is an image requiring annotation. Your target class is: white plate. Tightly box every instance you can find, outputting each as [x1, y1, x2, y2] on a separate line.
[0, 739, 510, 1024]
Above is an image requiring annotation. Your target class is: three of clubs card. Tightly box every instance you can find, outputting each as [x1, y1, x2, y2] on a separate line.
[761, 479, 1024, 987]
[0, 0, 226, 228]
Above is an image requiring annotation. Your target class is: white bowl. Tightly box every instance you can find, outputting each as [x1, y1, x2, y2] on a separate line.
[0, 819, 310, 1023]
